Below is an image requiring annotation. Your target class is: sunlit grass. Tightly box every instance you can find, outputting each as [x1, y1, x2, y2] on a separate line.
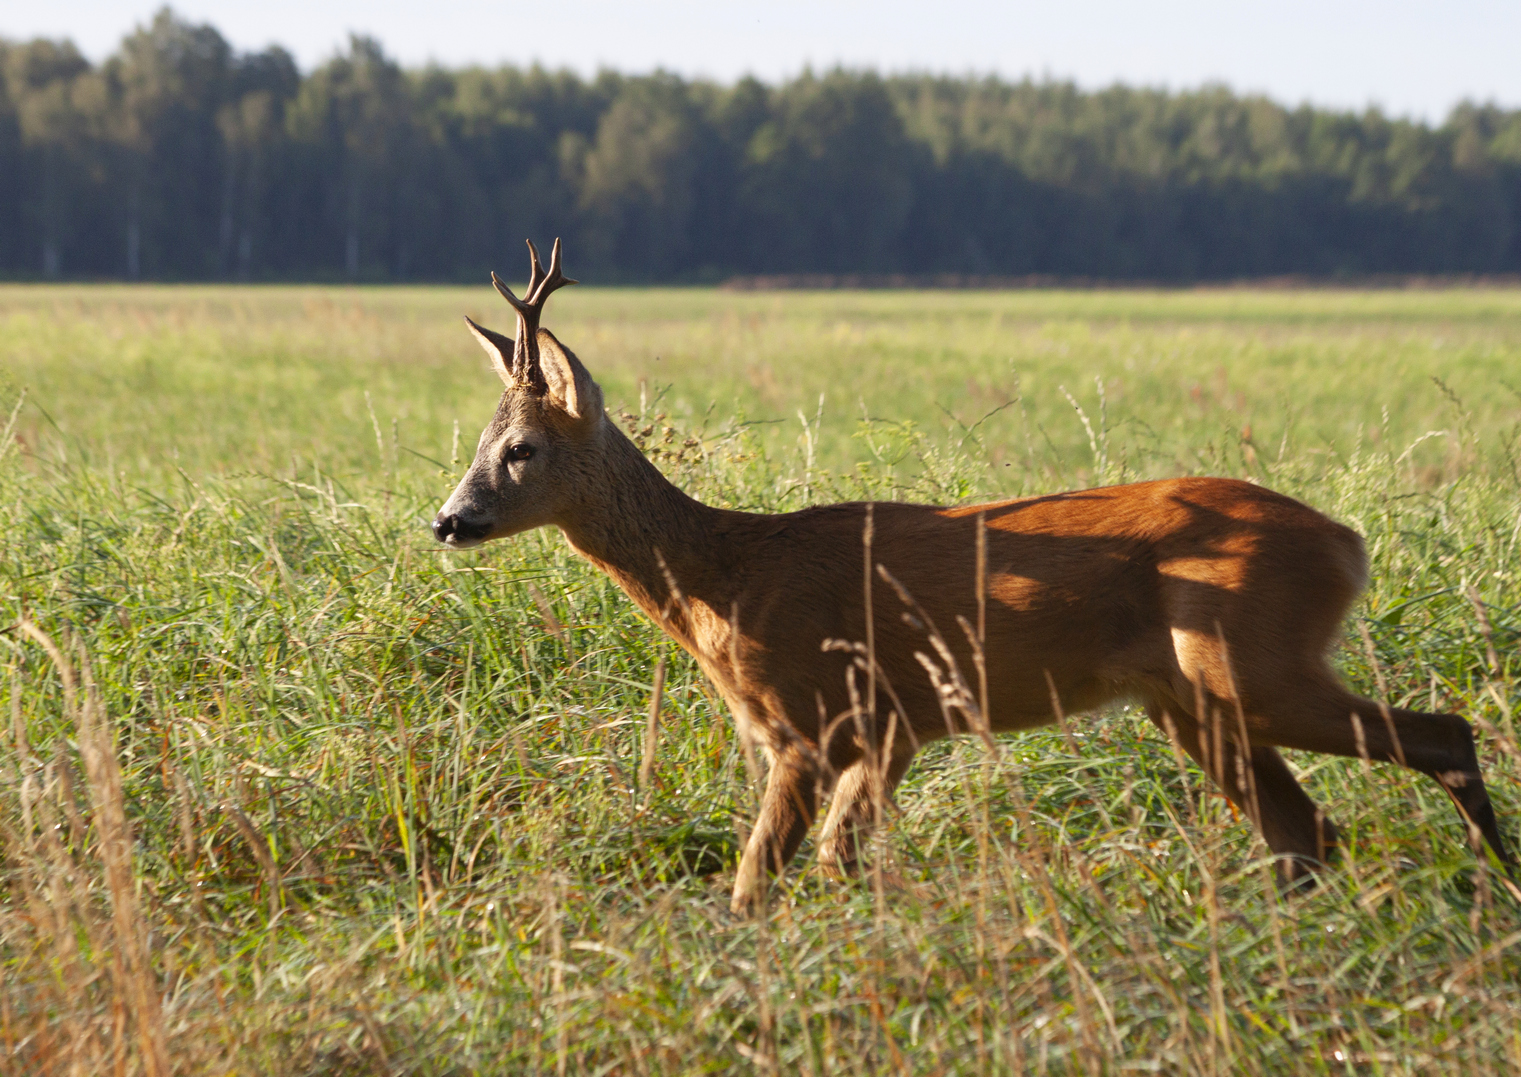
[2, 284, 1519, 1074]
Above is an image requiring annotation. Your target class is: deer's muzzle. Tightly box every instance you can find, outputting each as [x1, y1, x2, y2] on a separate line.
[432, 511, 490, 548]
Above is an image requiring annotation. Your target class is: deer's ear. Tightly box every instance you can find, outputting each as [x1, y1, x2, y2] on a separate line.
[536, 328, 603, 421]
[464, 316, 515, 386]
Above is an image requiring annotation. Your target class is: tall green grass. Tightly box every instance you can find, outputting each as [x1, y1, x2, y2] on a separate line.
[2, 284, 1519, 1074]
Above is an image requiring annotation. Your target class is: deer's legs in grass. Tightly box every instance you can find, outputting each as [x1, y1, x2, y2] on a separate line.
[1251, 684, 1514, 869]
[1146, 705, 1339, 887]
[730, 745, 822, 914]
[816, 747, 914, 881]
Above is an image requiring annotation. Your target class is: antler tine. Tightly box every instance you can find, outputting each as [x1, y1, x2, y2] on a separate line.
[489, 265, 540, 387]
[524, 238, 547, 299]
[490, 271, 532, 317]
[527, 237, 578, 305]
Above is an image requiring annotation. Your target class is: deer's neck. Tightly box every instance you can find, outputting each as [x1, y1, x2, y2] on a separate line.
[556, 426, 741, 652]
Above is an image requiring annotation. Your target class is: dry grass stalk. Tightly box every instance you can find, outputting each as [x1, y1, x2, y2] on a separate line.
[874, 564, 997, 757]
[638, 652, 666, 800]
[223, 799, 281, 919]
[528, 582, 575, 662]
[14, 621, 170, 1077]
[1465, 583, 1502, 675]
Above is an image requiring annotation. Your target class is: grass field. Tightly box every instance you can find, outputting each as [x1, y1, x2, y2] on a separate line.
[2, 283, 1520, 1074]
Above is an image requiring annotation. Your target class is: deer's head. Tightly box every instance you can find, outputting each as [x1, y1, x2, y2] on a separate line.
[432, 239, 606, 549]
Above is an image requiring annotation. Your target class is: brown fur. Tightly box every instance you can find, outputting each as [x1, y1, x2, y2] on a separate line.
[434, 253, 1512, 913]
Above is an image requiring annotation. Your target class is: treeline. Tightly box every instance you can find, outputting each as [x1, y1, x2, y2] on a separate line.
[4, 9, 1521, 282]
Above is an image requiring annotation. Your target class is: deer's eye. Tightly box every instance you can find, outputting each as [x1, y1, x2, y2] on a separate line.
[507, 443, 534, 461]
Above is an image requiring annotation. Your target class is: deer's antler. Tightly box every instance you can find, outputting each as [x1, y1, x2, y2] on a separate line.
[491, 237, 578, 391]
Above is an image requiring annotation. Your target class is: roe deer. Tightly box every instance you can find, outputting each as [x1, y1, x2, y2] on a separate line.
[433, 240, 1513, 913]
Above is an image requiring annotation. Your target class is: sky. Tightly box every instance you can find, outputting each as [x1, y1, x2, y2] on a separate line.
[5, 1, 1520, 123]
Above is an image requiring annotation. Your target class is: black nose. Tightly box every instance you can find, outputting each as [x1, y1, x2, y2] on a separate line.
[433, 512, 488, 544]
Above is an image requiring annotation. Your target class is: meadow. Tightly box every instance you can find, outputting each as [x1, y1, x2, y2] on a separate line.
[2, 281, 1520, 1075]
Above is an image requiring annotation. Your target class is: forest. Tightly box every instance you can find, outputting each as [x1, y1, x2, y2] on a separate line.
[3, 8, 1521, 282]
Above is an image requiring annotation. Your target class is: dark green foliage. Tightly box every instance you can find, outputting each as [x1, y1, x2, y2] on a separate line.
[4, 10, 1521, 282]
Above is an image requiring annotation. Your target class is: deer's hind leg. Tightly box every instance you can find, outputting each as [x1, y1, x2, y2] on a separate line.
[1145, 703, 1338, 886]
[1244, 675, 1513, 869]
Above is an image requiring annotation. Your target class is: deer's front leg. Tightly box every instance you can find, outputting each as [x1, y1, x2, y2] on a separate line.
[816, 746, 913, 879]
[730, 745, 821, 914]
